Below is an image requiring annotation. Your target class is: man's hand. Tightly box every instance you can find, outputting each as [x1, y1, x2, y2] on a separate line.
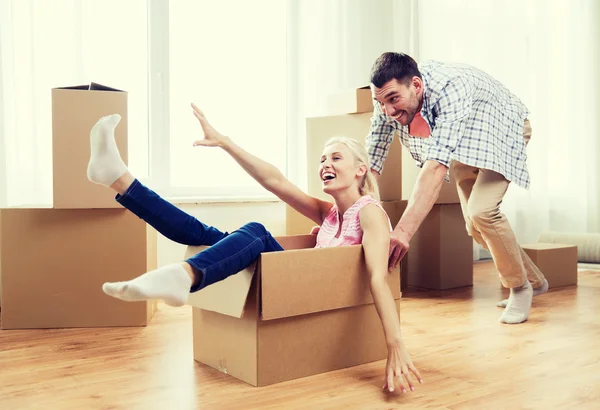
[382, 340, 423, 394]
[388, 228, 410, 271]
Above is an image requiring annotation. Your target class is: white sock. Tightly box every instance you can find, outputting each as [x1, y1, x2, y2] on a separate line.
[499, 279, 533, 324]
[102, 263, 192, 307]
[87, 114, 128, 187]
[497, 278, 548, 308]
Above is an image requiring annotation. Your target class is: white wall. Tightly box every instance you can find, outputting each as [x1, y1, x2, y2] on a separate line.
[157, 201, 286, 267]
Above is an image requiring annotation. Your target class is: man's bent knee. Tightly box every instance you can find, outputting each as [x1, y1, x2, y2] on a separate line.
[466, 206, 501, 228]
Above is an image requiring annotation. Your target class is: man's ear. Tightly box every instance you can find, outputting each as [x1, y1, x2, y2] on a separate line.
[413, 76, 423, 94]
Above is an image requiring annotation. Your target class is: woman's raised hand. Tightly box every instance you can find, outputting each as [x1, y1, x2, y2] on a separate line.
[191, 103, 229, 148]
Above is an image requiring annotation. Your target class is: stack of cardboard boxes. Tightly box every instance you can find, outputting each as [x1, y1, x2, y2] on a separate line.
[287, 86, 474, 291]
[0, 84, 157, 329]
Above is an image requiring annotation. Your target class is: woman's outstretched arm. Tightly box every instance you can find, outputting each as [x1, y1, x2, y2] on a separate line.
[191, 103, 332, 225]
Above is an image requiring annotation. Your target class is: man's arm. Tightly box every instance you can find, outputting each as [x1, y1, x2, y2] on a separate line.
[386, 160, 448, 270]
[396, 160, 448, 239]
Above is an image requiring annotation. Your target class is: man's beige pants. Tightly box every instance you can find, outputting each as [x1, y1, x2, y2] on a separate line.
[452, 119, 546, 289]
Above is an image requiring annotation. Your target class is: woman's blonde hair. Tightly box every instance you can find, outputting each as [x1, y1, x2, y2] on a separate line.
[323, 137, 380, 201]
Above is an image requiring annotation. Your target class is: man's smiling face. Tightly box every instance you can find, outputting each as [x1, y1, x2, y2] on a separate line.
[371, 77, 423, 126]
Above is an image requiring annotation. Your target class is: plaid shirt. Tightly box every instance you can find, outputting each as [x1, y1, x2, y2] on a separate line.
[366, 60, 531, 189]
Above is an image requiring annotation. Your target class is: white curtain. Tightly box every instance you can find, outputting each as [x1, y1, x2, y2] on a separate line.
[415, 0, 600, 243]
[0, 0, 148, 208]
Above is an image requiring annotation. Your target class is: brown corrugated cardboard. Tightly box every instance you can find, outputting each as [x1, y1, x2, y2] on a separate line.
[52, 83, 128, 209]
[306, 113, 403, 201]
[400, 203, 473, 290]
[285, 204, 317, 235]
[401, 150, 460, 204]
[381, 200, 408, 228]
[522, 243, 578, 288]
[0, 208, 157, 329]
[381, 200, 409, 291]
[186, 235, 401, 386]
[377, 135, 403, 201]
[326, 86, 373, 116]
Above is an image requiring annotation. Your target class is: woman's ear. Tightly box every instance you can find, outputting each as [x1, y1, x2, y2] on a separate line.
[356, 163, 367, 177]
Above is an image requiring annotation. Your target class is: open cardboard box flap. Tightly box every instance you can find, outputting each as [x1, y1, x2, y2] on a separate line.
[186, 234, 400, 320]
[54, 82, 125, 92]
[185, 235, 316, 318]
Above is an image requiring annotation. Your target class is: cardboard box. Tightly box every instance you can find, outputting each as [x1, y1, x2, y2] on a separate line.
[399, 203, 473, 290]
[522, 243, 578, 288]
[0, 208, 157, 329]
[306, 113, 403, 201]
[401, 150, 460, 204]
[52, 83, 128, 209]
[381, 200, 408, 228]
[285, 204, 318, 235]
[185, 235, 401, 387]
[381, 200, 409, 290]
[326, 86, 373, 116]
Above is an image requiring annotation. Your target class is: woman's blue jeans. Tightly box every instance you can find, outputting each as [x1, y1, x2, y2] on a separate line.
[116, 179, 284, 292]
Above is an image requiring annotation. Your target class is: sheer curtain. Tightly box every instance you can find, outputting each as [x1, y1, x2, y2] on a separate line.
[416, 0, 600, 244]
[0, 0, 148, 207]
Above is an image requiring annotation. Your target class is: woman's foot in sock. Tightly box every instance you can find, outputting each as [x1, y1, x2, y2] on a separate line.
[87, 114, 128, 187]
[499, 279, 533, 324]
[497, 278, 548, 308]
[102, 263, 193, 307]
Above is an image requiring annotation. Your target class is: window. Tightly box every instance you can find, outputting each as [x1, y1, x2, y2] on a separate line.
[165, 0, 287, 198]
[1, 0, 286, 205]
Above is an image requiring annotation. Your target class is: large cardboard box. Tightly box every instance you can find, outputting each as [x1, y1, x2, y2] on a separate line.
[52, 83, 128, 209]
[0, 208, 157, 329]
[383, 201, 473, 290]
[522, 243, 578, 289]
[306, 113, 402, 201]
[185, 235, 401, 387]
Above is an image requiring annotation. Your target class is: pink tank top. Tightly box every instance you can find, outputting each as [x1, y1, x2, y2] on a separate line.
[315, 195, 392, 248]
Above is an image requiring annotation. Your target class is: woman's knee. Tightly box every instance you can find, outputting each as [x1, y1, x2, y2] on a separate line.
[239, 222, 269, 237]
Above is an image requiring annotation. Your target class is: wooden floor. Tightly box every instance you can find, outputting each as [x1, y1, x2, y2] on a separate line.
[1, 261, 600, 409]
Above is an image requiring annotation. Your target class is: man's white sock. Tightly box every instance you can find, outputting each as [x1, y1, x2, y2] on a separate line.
[87, 114, 128, 187]
[102, 263, 192, 307]
[497, 278, 548, 308]
[499, 279, 533, 324]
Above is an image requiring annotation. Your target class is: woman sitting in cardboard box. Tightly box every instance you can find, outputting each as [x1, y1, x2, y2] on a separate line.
[86, 103, 423, 394]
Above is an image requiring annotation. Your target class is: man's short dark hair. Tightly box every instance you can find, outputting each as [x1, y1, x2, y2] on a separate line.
[370, 52, 421, 88]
